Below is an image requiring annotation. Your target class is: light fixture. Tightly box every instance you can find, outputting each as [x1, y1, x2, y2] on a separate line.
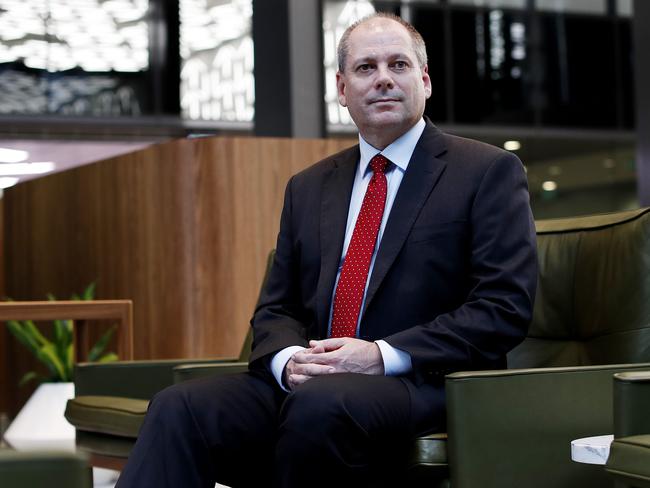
[542, 180, 558, 192]
[0, 148, 29, 163]
[0, 177, 20, 189]
[503, 140, 521, 151]
[0, 162, 55, 176]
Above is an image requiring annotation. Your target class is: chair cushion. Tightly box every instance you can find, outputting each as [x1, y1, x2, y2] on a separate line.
[606, 435, 650, 488]
[75, 431, 135, 460]
[65, 396, 148, 438]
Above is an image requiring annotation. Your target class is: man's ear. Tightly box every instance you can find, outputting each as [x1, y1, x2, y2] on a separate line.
[336, 71, 347, 107]
[422, 64, 432, 99]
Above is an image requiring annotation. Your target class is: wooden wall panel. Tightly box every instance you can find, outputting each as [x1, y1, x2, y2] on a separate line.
[3, 135, 355, 384]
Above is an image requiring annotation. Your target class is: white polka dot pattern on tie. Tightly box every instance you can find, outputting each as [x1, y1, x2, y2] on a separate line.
[330, 154, 389, 338]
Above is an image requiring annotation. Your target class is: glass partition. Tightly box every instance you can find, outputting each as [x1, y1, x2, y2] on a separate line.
[179, 0, 254, 122]
[0, 0, 150, 116]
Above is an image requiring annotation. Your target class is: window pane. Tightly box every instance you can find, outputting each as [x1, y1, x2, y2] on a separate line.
[323, 0, 376, 128]
[451, 7, 534, 124]
[0, 0, 150, 116]
[450, 0, 526, 9]
[410, 5, 447, 122]
[180, 0, 254, 122]
[619, 18, 634, 128]
[617, 0, 633, 17]
[539, 12, 618, 127]
[535, 0, 607, 15]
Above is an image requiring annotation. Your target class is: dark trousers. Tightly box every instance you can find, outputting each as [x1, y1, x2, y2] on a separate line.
[115, 371, 445, 488]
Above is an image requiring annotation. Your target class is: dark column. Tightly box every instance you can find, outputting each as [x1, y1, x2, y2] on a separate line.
[253, 0, 324, 137]
[148, 0, 180, 115]
[634, 0, 650, 205]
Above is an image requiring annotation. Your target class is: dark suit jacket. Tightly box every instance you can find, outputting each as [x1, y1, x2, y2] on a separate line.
[250, 120, 538, 385]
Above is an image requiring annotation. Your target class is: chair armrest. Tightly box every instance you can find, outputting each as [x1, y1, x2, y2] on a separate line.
[445, 363, 650, 488]
[0, 451, 91, 488]
[606, 434, 650, 488]
[74, 358, 238, 399]
[614, 371, 650, 437]
[173, 361, 248, 384]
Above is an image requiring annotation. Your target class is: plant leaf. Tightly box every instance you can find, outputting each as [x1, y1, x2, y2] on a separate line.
[6, 320, 40, 355]
[18, 371, 44, 387]
[22, 320, 50, 347]
[81, 282, 96, 301]
[87, 325, 117, 362]
[66, 342, 74, 378]
[35, 343, 67, 381]
[97, 352, 118, 363]
[46, 293, 57, 301]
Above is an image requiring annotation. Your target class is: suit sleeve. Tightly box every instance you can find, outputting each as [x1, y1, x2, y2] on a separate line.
[383, 152, 538, 384]
[248, 176, 311, 372]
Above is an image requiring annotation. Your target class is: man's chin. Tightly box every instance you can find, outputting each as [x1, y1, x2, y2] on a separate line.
[365, 112, 408, 129]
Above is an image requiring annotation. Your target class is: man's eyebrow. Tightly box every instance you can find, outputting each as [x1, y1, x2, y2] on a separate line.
[352, 56, 376, 66]
[353, 53, 413, 65]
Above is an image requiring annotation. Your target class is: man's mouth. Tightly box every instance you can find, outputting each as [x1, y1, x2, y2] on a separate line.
[369, 98, 400, 104]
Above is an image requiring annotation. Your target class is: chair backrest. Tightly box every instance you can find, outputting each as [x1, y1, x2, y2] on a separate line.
[237, 250, 276, 362]
[508, 207, 650, 368]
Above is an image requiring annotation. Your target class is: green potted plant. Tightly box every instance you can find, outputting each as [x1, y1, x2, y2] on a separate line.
[3, 283, 119, 450]
[4, 283, 118, 385]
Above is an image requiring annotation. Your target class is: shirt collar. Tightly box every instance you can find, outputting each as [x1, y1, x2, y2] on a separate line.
[358, 118, 426, 176]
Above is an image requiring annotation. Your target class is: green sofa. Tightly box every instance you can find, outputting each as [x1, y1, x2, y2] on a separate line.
[66, 207, 650, 487]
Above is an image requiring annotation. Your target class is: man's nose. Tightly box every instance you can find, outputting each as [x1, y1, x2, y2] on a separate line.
[374, 66, 394, 90]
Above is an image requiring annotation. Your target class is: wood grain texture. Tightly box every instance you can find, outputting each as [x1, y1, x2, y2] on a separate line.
[2, 136, 355, 413]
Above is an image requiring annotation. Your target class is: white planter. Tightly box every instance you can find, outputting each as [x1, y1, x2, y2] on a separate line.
[3, 382, 75, 451]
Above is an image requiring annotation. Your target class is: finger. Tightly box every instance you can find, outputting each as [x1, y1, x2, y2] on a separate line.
[288, 374, 312, 388]
[308, 342, 326, 354]
[293, 363, 335, 376]
[315, 338, 348, 351]
[299, 350, 338, 365]
[291, 351, 315, 364]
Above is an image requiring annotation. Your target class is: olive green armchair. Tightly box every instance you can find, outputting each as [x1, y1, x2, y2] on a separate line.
[604, 371, 650, 487]
[66, 208, 650, 487]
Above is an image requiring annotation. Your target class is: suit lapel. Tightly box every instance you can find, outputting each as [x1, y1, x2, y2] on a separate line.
[315, 146, 359, 333]
[362, 122, 448, 317]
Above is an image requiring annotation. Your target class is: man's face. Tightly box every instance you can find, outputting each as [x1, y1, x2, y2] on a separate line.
[336, 18, 432, 146]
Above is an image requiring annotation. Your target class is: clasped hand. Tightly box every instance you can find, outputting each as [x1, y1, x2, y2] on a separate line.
[284, 337, 384, 390]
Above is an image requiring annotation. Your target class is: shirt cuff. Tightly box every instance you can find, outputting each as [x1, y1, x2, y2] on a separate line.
[270, 345, 307, 392]
[375, 340, 412, 376]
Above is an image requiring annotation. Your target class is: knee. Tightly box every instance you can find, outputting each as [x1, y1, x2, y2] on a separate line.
[146, 383, 190, 424]
[280, 375, 356, 435]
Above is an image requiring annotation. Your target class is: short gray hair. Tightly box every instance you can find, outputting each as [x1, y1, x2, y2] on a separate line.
[337, 12, 428, 73]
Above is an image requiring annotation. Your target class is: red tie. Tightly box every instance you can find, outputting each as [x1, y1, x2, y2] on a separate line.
[330, 154, 389, 338]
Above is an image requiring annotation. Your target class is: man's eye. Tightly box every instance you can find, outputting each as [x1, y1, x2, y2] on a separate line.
[357, 64, 372, 72]
[393, 61, 408, 70]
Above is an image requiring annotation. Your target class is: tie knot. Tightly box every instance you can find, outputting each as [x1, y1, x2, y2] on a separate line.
[370, 154, 389, 175]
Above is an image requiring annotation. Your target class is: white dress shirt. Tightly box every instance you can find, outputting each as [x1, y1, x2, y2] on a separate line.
[270, 118, 426, 390]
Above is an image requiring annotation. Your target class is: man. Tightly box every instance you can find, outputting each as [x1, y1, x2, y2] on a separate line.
[117, 12, 537, 488]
